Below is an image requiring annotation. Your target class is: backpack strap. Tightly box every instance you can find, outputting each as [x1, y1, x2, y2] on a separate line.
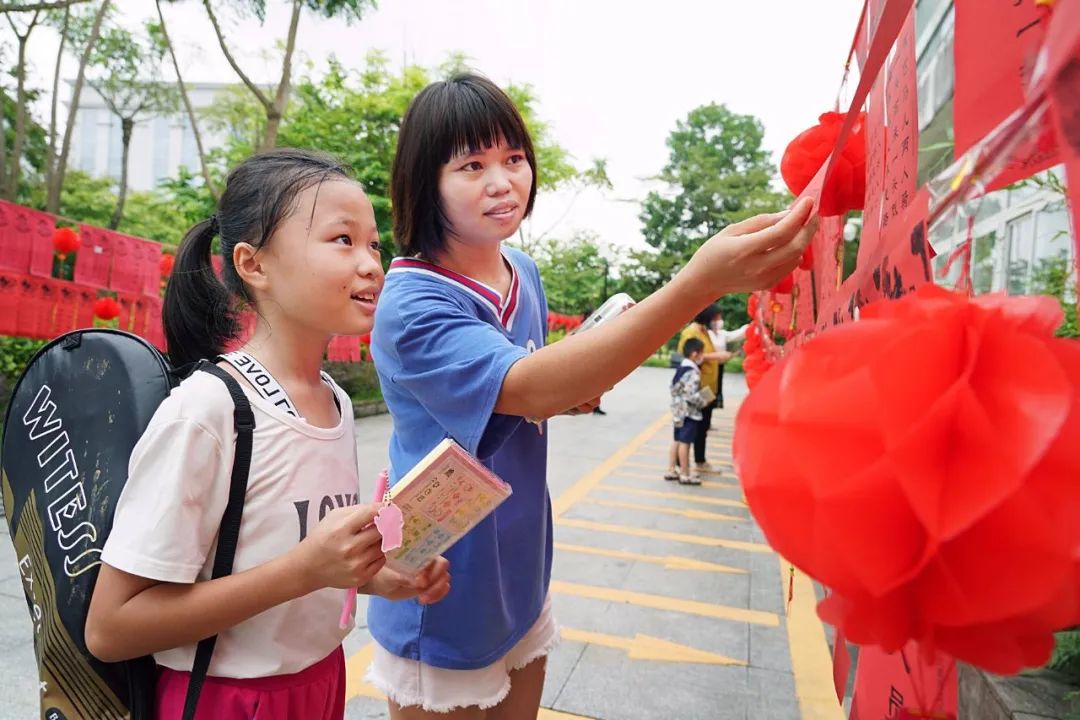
[182, 362, 256, 720]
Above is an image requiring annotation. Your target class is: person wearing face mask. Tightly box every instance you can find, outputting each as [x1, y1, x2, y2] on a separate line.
[705, 308, 748, 414]
[677, 305, 733, 473]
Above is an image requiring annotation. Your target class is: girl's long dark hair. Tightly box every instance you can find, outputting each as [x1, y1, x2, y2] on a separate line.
[163, 148, 350, 366]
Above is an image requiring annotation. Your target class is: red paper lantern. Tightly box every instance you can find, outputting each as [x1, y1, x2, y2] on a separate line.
[747, 293, 759, 317]
[359, 333, 371, 345]
[93, 296, 120, 321]
[781, 111, 867, 215]
[52, 227, 81, 258]
[734, 285, 1080, 674]
[772, 273, 795, 295]
[799, 244, 814, 271]
[160, 253, 175, 277]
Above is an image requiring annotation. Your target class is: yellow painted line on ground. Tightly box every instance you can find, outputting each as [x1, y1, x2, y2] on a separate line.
[623, 459, 734, 477]
[344, 643, 386, 702]
[782, 557, 846, 720]
[557, 517, 771, 553]
[595, 483, 747, 509]
[553, 541, 746, 574]
[550, 580, 779, 627]
[538, 709, 595, 719]
[608, 471, 742, 491]
[633, 452, 734, 466]
[579, 497, 747, 523]
[560, 627, 746, 666]
[551, 413, 669, 518]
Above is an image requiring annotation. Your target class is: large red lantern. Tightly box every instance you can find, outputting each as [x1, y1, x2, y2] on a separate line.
[781, 111, 867, 216]
[93, 296, 121, 321]
[52, 227, 81, 259]
[734, 285, 1080, 674]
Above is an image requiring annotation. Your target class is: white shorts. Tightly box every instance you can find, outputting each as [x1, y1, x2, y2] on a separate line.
[365, 596, 559, 713]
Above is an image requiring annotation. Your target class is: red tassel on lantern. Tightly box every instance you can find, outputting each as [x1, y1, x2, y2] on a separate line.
[53, 227, 81, 260]
[93, 296, 120, 321]
[781, 112, 867, 215]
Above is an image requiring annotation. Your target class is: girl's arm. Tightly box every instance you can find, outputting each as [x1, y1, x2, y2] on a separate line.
[496, 201, 816, 418]
[85, 504, 384, 662]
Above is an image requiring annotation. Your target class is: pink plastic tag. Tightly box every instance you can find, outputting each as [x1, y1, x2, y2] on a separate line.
[375, 503, 404, 552]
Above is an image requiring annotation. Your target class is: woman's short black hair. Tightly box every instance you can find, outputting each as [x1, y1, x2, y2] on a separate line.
[391, 73, 538, 258]
[693, 304, 721, 327]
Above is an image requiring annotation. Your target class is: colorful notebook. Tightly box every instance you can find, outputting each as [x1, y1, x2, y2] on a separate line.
[382, 438, 513, 574]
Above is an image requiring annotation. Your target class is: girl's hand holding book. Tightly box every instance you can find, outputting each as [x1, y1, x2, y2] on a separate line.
[293, 504, 387, 592]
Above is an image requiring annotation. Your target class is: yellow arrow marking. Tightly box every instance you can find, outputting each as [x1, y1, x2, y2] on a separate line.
[553, 541, 746, 574]
[595, 483, 747, 509]
[557, 517, 770, 553]
[552, 414, 670, 518]
[560, 627, 746, 666]
[344, 643, 386, 702]
[550, 580, 779, 627]
[578, 497, 747, 522]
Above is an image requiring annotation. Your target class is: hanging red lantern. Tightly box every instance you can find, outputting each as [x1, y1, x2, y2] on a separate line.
[52, 227, 81, 259]
[781, 111, 867, 216]
[734, 284, 1080, 674]
[747, 292, 760, 318]
[359, 333, 371, 346]
[93, 296, 120, 321]
[798, 244, 815, 271]
[772, 273, 795, 295]
[160, 253, 175, 277]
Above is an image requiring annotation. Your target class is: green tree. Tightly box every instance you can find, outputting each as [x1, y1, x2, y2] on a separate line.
[532, 230, 611, 314]
[2, 3, 43, 198]
[201, 0, 376, 150]
[88, 20, 179, 228]
[639, 103, 788, 265]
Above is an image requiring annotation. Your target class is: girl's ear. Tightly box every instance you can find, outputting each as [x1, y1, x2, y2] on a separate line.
[234, 242, 270, 294]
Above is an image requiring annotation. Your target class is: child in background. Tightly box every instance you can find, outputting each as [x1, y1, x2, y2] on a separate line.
[667, 337, 710, 486]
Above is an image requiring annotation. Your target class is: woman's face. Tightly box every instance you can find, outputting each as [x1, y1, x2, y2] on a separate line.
[438, 136, 533, 247]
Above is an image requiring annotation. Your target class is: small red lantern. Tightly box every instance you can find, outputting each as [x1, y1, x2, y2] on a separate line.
[93, 296, 120, 321]
[781, 111, 867, 216]
[53, 227, 81, 259]
[771, 273, 795, 295]
[160, 253, 175, 277]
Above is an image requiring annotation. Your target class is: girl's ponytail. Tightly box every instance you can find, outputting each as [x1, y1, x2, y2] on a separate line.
[162, 217, 239, 366]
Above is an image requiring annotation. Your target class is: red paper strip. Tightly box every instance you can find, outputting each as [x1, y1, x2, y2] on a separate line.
[141, 295, 165, 350]
[109, 231, 149, 293]
[880, 6, 918, 238]
[74, 286, 97, 330]
[0, 271, 20, 335]
[53, 284, 83, 336]
[849, 643, 957, 720]
[0, 200, 31, 273]
[860, 78, 887, 266]
[953, 0, 1049, 158]
[75, 225, 113, 288]
[27, 208, 57, 278]
[822, 0, 914, 205]
[1046, 9, 1080, 282]
[141, 240, 163, 296]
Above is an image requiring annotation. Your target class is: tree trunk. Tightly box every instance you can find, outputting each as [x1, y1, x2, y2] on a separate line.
[108, 116, 132, 229]
[0, 1, 91, 12]
[156, 0, 218, 200]
[46, 4, 71, 196]
[48, 0, 109, 214]
[261, 0, 301, 151]
[6, 11, 40, 199]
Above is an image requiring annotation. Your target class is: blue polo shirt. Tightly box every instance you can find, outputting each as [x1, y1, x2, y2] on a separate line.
[367, 246, 553, 670]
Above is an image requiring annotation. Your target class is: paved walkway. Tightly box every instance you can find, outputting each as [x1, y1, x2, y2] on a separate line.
[0, 367, 842, 720]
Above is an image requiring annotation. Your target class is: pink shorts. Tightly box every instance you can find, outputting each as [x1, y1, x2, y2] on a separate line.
[155, 646, 346, 720]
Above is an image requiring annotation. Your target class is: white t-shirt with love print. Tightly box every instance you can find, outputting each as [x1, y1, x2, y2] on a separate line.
[102, 368, 363, 678]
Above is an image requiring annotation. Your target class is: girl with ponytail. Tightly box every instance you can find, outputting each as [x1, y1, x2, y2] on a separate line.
[85, 149, 451, 719]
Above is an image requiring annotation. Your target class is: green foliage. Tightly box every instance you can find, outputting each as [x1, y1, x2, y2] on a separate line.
[639, 103, 789, 265]
[1031, 252, 1078, 338]
[1050, 630, 1080, 685]
[324, 360, 381, 403]
[725, 355, 744, 373]
[532, 230, 609, 314]
[0, 336, 47, 421]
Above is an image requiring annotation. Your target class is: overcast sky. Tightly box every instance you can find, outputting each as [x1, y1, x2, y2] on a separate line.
[19, 0, 863, 251]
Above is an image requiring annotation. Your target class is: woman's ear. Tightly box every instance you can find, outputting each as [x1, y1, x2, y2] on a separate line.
[233, 242, 269, 294]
